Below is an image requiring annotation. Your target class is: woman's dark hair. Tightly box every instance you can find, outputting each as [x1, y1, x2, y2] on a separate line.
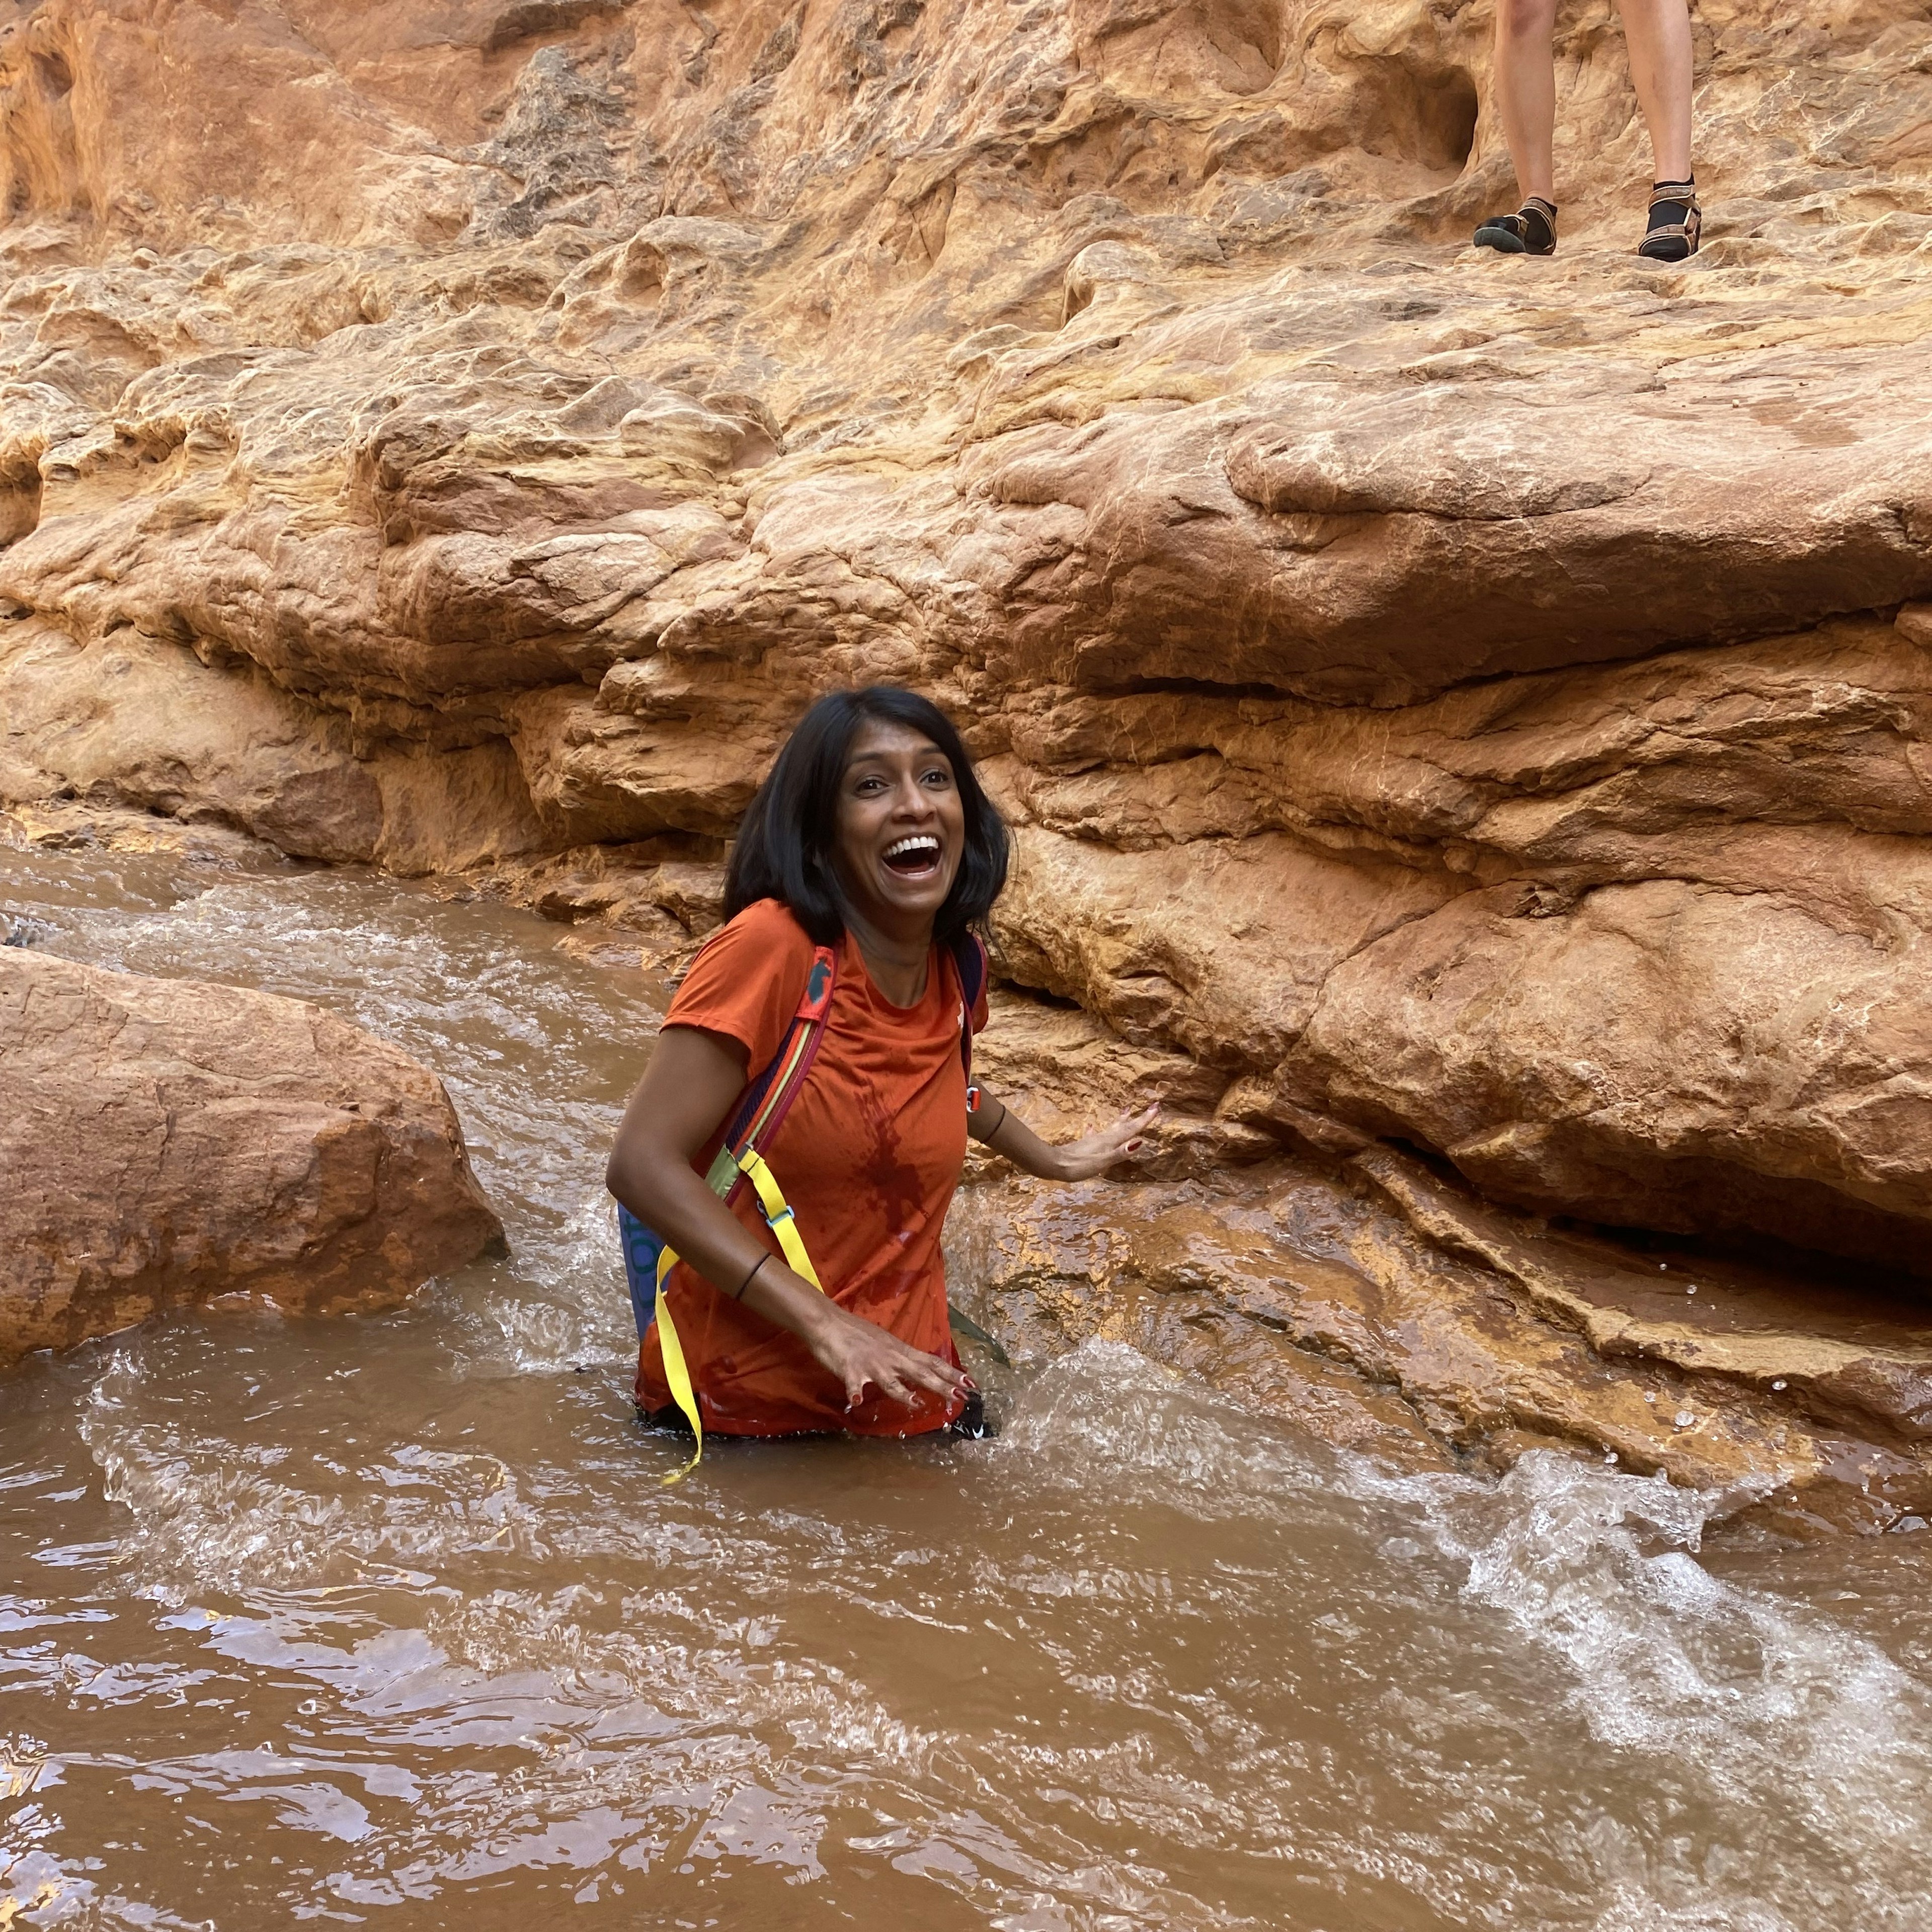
[724, 686, 1009, 948]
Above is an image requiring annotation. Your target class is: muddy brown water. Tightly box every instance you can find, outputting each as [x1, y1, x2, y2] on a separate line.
[5, 841, 1932, 1930]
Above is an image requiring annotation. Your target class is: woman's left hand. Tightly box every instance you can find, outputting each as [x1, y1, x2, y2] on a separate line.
[1052, 1103, 1159, 1181]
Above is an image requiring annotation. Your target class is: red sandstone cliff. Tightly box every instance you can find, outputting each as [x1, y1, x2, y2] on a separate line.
[4, 0, 1932, 1511]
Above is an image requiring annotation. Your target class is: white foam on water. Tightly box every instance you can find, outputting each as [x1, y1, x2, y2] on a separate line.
[996, 1337, 1355, 1527]
[1419, 1451, 1932, 1930]
[1589, 1889, 1800, 1932]
[1001, 1341, 1932, 1930]
[77, 1351, 555, 1601]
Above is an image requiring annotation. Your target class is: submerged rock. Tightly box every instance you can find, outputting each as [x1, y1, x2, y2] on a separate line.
[0, 951, 505, 1361]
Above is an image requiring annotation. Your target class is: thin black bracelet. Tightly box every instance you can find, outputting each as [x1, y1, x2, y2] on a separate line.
[732, 1252, 770, 1301]
[983, 1097, 1010, 1144]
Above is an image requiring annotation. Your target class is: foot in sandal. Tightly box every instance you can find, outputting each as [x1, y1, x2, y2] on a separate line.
[1474, 197, 1557, 257]
[1637, 179, 1701, 261]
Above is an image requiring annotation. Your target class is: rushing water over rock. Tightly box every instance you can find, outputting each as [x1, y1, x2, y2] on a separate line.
[4, 843, 1931, 1929]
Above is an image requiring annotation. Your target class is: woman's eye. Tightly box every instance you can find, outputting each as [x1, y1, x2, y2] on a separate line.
[922, 768, 952, 787]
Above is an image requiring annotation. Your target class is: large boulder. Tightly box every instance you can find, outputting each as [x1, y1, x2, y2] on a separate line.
[0, 950, 505, 1361]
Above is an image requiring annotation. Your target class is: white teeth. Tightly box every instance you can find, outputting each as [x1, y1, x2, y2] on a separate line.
[883, 836, 939, 859]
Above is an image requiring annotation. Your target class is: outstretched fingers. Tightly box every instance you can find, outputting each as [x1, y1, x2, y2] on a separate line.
[1061, 1102, 1161, 1179]
[825, 1311, 972, 1412]
[1116, 1101, 1160, 1155]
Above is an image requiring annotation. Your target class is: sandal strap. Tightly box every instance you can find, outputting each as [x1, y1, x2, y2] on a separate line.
[1648, 184, 1700, 211]
[1477, 201, 1556, 238]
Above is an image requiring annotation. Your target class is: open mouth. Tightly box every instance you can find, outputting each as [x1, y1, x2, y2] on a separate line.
[881, 834, 942, 879]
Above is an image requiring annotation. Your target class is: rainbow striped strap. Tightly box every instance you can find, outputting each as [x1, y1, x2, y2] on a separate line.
[651, 949, 837, 1483]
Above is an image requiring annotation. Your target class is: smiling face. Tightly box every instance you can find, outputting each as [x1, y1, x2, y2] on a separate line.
[831, 717, 967, 940]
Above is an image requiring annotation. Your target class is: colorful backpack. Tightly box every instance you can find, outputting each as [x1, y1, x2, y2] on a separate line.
[619, 931, 989, 1481]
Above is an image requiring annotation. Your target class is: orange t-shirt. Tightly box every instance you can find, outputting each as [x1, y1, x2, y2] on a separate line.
[634, 898, 988, 1438]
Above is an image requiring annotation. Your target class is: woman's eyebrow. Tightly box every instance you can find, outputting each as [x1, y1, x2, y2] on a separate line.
[843, 743, 948, 773]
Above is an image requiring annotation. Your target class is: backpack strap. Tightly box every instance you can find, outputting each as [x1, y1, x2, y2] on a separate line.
[949, 931, 987, 1080]
[652, 941, 838, 1483]
[703, 944, 837, 1197]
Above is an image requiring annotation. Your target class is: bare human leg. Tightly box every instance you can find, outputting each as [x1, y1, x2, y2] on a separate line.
[1619, 0, 1699, 256]
[1616, 0, 1695, 184]
[1492, 0, 1560, 204]
[1476, 0, 1561, 255]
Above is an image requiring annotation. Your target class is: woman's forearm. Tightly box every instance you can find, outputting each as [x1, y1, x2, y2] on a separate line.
[607, 1143, 837, 1345]
[968, 1095, 1070, 1180]
[609, 1138, 763, 1294]
[969, 1087, 1157, 1182]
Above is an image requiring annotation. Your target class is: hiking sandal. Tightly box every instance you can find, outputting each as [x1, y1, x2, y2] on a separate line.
[1474, 197, 1557, 257]
[1637, 180, 1701, 262]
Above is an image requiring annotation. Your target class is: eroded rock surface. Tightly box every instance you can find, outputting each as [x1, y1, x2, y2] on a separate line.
[3, 0, 1932, 1484]
[957, 990, 1932, 1528]
[0, 948, 505, 1358]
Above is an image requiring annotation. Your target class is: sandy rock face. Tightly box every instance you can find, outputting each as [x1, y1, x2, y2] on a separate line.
[1290, 873, 1932, 1270]
[0, 949, 505, 1360]
[2, 0, 1932, 1326]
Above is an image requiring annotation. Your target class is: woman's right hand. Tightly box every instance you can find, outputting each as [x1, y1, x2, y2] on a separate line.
[796, 1293, 973, 1412]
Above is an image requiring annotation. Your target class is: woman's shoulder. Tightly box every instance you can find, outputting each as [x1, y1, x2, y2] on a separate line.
[673, 899, 815, 1002]
[696, 897, 818, 961]
[666, 899, 823, 1059]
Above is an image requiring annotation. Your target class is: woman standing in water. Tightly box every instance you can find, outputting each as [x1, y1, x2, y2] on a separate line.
[606, 686, 1154, 1451]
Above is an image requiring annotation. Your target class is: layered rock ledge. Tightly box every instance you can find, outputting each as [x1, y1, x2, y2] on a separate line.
[0, 947, 505, 1359]
[2, 0, 1931, 1504]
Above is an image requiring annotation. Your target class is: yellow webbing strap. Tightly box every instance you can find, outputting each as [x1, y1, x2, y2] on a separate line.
[738, 1149, 824, 1291]
[652, 1144, 825, 1485]
[652, 1241, 702, 1485]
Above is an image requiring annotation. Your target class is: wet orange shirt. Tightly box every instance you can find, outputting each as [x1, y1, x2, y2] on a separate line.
[634, 898, 987, 1437]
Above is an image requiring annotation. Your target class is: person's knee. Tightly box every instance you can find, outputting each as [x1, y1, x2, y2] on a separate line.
[1496, 0, 1557, 43]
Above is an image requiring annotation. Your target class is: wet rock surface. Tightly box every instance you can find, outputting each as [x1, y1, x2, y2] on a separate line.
[2, 0, 1931, 1488]
[0, 945, 505, 1359]
[961, 1006, 1932, 1529]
